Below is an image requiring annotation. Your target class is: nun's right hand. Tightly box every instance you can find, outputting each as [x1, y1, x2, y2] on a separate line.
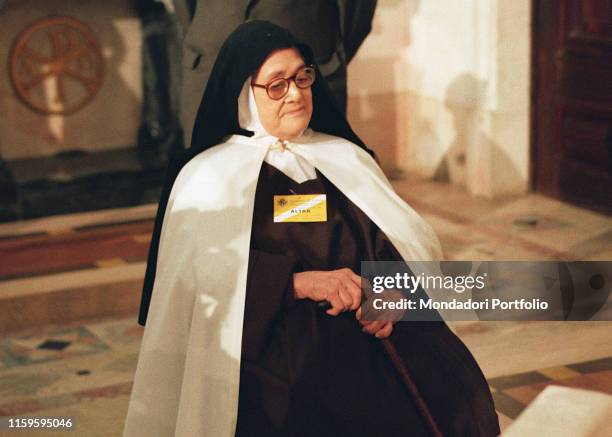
[292, 268, 362, 316]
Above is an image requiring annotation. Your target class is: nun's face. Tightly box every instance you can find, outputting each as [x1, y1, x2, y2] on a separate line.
[252, 48, 313, 140]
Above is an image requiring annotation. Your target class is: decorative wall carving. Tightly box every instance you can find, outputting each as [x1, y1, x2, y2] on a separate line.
[8, 16, 104, 115]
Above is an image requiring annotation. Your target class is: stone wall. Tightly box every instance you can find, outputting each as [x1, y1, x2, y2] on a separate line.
[0, 0, 142, 160]
[347, 0, 531, 197]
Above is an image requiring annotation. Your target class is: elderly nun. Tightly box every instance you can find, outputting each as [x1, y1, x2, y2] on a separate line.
[125, 20, 500, 437]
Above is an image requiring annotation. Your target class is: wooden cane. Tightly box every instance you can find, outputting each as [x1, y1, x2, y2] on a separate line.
[380, 337, 444, 437]
[317, 301, 444, 437]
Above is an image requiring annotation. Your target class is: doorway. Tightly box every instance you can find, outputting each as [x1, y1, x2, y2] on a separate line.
[532, 0, 612, 215]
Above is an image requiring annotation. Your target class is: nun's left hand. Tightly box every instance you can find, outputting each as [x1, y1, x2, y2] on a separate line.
[355, 307, 394, 339]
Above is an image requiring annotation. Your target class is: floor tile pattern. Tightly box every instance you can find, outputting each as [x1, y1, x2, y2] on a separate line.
[0, 221, 152, 281]
[0, 178, 610, 435]
[0, 318, 609, 435]
[488, 357, 612, 419]
[0, 327, 109, 370]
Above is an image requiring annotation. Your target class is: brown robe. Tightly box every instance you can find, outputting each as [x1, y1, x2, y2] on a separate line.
[236, 162, 500, 436]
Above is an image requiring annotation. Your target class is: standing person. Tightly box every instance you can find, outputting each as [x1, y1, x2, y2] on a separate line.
[125, 21, 500, 437]
[171, 0, 377, 146]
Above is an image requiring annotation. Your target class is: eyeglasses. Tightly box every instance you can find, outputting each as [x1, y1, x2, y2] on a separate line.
[251, 65, 316, 100]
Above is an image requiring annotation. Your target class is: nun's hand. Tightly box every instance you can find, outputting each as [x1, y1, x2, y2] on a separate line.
[356, 307, 394, 339]
[293, 268, 362, 316]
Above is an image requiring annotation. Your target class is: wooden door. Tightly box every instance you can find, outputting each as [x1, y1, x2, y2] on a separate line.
[532, 0, 612, 214]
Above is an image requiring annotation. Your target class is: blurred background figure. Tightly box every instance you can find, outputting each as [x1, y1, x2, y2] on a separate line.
[134, 0, 184, 167]
[167, 0, 377, 146]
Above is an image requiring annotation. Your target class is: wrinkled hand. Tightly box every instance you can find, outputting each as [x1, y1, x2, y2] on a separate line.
[356, 307, 394, 339]
[293, 268, 362, 316]
[354, 277, 395, 339]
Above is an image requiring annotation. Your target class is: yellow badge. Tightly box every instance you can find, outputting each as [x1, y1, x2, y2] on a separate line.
[273, 194, 327, 223]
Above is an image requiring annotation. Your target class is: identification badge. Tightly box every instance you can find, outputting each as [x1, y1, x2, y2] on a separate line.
[273, 194, 327, 223]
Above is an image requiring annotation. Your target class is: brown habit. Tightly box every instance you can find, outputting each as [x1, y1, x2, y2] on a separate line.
[236, 163, 501, 436]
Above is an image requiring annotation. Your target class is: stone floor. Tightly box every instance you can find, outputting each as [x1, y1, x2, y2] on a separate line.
[0, 177, 610, 436]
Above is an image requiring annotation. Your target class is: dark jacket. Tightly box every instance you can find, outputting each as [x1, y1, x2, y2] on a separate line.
[174, 0, 377, 144]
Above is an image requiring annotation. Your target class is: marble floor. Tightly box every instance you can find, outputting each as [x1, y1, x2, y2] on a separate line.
[0, 178, 610, 436]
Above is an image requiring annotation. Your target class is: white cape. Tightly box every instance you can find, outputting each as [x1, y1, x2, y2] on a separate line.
[125, 83, 442, 437]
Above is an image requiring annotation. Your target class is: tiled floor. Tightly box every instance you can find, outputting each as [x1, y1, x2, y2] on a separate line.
[0, 318, 137, 437]
[0, 317, 610, 436]
[488, 357, 612, 419]
[0, 178, 610, 436]
[0, 220, 152, 281]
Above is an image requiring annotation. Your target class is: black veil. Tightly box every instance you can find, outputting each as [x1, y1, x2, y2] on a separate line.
[139, 20, 371, 325]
